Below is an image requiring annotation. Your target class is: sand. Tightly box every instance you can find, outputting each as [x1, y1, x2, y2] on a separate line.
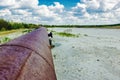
[50, 28, 120, 80]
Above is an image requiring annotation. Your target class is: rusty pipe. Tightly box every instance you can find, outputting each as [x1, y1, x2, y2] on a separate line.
[0, 27, 57, 80]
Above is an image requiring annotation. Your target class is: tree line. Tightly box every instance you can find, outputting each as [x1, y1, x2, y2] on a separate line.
[0, 19, 120, 30]
[0, 19, 40, 31]
[43, 24, 120, 28]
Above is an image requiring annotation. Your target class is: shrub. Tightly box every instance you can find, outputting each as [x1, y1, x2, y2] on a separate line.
[0, 19, 9, 30]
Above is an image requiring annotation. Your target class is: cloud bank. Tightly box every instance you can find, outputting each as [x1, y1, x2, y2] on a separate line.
[0, 0, 120, 25]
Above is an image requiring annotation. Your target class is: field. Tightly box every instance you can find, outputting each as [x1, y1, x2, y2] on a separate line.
[1, 28, 120, 80]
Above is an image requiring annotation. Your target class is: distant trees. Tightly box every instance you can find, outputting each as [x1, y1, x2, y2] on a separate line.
[9, 22, 23, 29]
[43, 24, 120, 28]
[0, 19, 40, 31]
[0, 19, 10, 30]
[0, 19, 120, 30]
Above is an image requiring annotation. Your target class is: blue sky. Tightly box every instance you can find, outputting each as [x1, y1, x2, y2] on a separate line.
[39, 0, 79, 9]
[0, 0, 120, 25]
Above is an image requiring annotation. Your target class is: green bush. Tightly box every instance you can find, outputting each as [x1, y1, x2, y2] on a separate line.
[0, 19, 10, 30]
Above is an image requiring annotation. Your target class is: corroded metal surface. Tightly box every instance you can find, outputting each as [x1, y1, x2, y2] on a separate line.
[0, 27, 57, 80]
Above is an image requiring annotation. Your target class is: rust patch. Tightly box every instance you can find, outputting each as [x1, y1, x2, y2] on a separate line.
[0, 27, 57, 80]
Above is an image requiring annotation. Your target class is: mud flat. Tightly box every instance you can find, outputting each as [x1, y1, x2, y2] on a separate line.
[50, 28, 120, 80]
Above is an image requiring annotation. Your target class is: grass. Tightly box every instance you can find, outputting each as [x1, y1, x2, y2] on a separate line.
[55, 32, 79, 37]
[22, 29, 33, 33]
[0, 37, 11, 44]
[0, 29, 28, 44]
[48, 29, 79, 37]
[0, 29, 33, 37]
[0, 29, 25, 36]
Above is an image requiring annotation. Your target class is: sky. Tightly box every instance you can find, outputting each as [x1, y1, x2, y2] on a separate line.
[0, 0, 120, 25]
[40, 0, 79, 9]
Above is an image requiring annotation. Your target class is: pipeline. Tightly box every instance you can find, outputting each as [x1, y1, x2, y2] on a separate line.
[0, 27, 57, 80]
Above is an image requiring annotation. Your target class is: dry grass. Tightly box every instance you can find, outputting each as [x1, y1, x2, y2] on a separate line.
[0, 29, 25, 36]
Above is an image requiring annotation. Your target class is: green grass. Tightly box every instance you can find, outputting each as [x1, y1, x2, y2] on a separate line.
[48, 29, 79, 37]
[0, 29, 36, 44]
[22, 29, 33, 33]
[0, 37, 11, 44]
[55, 32, 79, 37]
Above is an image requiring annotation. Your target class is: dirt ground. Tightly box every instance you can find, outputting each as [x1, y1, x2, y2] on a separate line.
[50, 28, 120, 80]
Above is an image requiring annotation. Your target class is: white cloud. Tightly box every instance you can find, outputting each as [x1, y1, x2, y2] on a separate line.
[99, 0, 118, 12]
[72, 3, 86, 10]
[0, 1, 64, 24]
[0, 0, 120, 25]
[18, 0, 39, 9]
[28, 2, 65, 24]
[75, 0, 120, 24]
[112, 1, 120, 10]
[11, 9, 32, 15]
[0, 9, 11, 16]
[34, 5, 55, 17]
[0, 0, 16, 7]
[81, 0, 100, 10]
[0, 0, 39, 9]
[49, 2, 64, 13]
[81, 0, 120, 12]
[72, 3, 90, 18]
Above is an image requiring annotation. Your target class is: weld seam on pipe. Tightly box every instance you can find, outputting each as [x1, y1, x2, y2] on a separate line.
[15, 50, 33, 80]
